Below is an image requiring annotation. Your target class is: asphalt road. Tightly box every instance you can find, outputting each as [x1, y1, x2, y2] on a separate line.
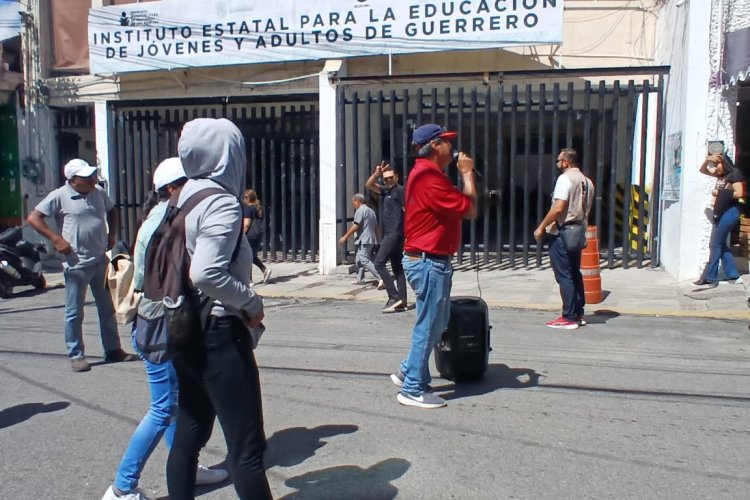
[0, 287, 749, 499]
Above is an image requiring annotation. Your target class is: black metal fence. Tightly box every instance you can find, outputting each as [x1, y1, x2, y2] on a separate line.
[110, 98, 319, 262]
[337, 69, 667, 269]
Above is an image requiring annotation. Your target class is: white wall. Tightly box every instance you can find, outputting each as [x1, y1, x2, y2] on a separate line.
[318, 60, 346, 274]
[655, 0, 723, 281]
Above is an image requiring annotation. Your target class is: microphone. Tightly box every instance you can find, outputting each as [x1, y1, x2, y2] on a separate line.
[453, 150, 483, 181]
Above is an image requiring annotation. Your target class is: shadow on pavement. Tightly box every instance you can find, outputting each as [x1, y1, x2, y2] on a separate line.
[188, 424, 362, 498]
[0, 302, 66, 315]
[0, 401, 70, 430]
[280, 457, 410, 500]
[587, 309, 621, 324]
[0, 284, 64, 302]
[438, 363, 540, 401]
[258, 267, 318, 286]
[265, 424, 359, 468]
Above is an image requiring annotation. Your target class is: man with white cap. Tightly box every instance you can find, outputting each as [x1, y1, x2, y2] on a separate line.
[27, 158, 137, 372]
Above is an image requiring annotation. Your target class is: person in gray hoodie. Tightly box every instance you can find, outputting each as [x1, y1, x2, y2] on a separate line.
[165, 118, 271, 500]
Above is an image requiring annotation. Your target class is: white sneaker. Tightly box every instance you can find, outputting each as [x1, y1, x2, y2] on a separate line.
[101, 485, 150, 500]
[262, 268, 272, 283]
[196, 464, 229, 485]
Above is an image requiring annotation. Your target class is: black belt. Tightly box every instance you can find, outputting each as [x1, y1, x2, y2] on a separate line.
[405, 251, 451, 260]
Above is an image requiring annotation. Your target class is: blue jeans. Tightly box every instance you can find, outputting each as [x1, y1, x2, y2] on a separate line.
[548, 235, 585, 321]
[114, 333, 178, 492]
[703, 206, 740, 283]
[63, 254, 121, 358]
[399, 254, 452, 396]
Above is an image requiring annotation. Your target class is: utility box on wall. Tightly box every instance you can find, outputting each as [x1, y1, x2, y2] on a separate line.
[0, 97, 21, 229]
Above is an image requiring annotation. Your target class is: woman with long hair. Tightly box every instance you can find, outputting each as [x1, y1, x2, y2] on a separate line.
[242, 189, 271, 284]
[694, 152, 746, 286]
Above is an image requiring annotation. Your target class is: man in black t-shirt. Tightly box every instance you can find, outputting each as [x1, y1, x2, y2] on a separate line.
[366, 161, 408, 312]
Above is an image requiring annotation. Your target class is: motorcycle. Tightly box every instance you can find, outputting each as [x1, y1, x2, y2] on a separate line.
[0, 226, 47, 298]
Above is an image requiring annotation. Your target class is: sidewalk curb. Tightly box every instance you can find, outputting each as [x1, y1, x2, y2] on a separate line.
[259, 289, 749, 321]
[42, 273, 749, 322]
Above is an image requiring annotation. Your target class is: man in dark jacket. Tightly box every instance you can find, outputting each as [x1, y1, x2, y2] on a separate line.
[366, 162, 408, 313]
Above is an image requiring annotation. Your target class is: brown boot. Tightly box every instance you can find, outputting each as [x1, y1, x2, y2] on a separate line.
[71, 357, 91, 372]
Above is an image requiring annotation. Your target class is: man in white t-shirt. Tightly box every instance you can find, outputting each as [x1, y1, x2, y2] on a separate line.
[534, 148, 594, 330]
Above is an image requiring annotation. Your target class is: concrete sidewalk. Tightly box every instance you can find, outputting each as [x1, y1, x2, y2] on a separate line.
[41, 260, 749, 321]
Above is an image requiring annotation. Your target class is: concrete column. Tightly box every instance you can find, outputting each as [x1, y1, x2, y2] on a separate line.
[94, 101, 112, 195]
[318, 60, 346, 275]
[676, 0, 714, 281]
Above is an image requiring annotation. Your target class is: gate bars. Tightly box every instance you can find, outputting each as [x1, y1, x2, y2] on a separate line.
[110, 98, 319, 263]
[336, 69, 667, 269]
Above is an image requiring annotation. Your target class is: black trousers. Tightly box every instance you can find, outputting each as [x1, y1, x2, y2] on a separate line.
[247, 236, 266, 277]
[167, 316, 271, 500]
[374, 233, 407, 302]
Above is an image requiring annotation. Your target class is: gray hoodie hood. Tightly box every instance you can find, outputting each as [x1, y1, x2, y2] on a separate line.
[178, 118, 246, 198]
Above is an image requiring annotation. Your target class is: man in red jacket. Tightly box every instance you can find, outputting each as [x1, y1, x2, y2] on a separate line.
[390, 124, 477, 409]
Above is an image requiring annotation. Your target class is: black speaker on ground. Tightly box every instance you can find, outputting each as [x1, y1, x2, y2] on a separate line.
[434, 296, 492, 381]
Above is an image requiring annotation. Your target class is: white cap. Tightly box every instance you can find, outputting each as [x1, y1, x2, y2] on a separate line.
[153, 157, 186, 191]
[64, 159, 98, 180]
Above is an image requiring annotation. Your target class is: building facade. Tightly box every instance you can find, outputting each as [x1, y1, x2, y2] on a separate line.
[12, 0, 747, 280]
[656, 0, 750, 281]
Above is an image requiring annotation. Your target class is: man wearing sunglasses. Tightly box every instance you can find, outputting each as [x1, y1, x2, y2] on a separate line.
[366, 161, 407, 313]
[28, 159, 137, 372]
[390, 124, 477, 409]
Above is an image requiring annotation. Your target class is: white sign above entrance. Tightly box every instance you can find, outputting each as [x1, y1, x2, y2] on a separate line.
[89, 0, 563, 74]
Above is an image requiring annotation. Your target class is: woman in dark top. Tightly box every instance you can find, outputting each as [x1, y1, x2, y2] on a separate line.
[695, 153, 746, 285]
[242, 189, 271, 284]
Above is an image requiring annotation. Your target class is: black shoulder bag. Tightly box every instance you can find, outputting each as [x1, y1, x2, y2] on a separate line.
[558, 177, 589, 253]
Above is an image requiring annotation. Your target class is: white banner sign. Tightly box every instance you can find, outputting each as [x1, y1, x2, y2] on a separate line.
[89, 0, 563, 74]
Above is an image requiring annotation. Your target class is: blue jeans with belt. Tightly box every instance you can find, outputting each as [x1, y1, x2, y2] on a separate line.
[62, 254, 121, 358]
[703, 206, 741, 283]
[398, 254, 453, 396]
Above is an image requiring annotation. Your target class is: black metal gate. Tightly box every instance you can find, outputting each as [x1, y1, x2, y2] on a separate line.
[55, 106, 93, 186]
[110, 97, 319, 262]
[336, 68, 667, 269]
